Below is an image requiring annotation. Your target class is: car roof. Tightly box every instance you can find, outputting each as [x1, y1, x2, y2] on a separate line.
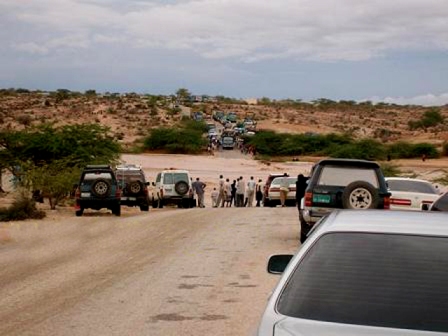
[161, 170, 190, 173]
[317, 210, 448, 237]
[316, 158, 380, 168]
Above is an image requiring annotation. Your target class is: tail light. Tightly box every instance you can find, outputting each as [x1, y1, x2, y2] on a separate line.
[305, 192, 313, 207]
[160, 189, 164, 198]
[143, 186, 148, 196]
[383, 195, 390, 209]
[115, 187, 121, 198]
[75, 188, 80, 199]
[390, 198, 411, 206]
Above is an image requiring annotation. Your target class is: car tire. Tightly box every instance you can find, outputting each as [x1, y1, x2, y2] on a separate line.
[158, 199, 164, 209]
[128, 181, 142, 195]
[342, 181, 379, 210]
[152, 198, 159, 209]
[174, 181, 189, 196]
[75, 208, 83, 217]
[140, 205, 149, 211]
[91, 179, 111, 198]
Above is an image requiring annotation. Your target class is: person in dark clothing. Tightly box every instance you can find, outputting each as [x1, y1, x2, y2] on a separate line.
[230, 180, 237, 207]
[255, 179, 263, 207]
[296, 174, 308, 210]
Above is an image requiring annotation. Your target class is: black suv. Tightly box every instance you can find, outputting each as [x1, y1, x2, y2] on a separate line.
[74, 165, 121, 217]
[115, 164, 150, 211]
[299, 159, 390, 243]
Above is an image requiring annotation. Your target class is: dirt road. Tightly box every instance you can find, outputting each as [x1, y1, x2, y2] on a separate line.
[0, 207, 300, 336]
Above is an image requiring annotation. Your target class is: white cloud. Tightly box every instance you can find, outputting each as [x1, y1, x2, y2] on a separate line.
[370, 93, 448, 106]
[3, 0, 448, 61]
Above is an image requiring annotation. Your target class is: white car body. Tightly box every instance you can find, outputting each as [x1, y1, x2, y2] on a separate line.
[267, 176, 297, 205]
[386, 177, 440, 211]
[258, 210, 448, 336]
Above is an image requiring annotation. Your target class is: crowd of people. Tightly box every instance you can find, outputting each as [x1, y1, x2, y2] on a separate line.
[190, 173, 309, 209]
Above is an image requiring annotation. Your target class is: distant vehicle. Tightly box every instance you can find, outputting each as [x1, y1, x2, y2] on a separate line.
[263, 173, 289, 206]
[213, 111, 224, 121]
[267, 176, 297, 207]
[300, 159, 390, 243]
[221, 135, 235, 149]
[206, 122, 216, 131]
[226, 112, 237, 123]
[115, 164, 151, 211]
[192, 112, 203, 121]
[386, 177, 440, 211]
[74, 165, 121, 217]
[258, 210, 448, 336]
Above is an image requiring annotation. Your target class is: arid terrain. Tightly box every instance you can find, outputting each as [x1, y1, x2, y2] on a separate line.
[1, 92, 448, 148]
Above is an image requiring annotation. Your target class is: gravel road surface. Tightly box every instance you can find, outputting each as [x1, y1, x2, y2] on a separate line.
[0, 206, 300, 336]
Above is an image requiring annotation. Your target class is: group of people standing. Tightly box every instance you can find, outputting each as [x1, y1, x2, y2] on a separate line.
[211, 175, 263, 208]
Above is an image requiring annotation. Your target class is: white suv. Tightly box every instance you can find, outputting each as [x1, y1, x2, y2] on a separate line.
[153, 170, 194, 208]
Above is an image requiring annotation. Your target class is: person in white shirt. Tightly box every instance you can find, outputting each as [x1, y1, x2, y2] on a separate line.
[216, 175, 225, 207]
[211, 187, 218, 207]
[247, 176, 256, 207]
[236, 176, 245, 207]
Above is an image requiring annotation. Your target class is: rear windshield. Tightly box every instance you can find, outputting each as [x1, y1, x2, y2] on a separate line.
[388, 180, 437, 194]
[317, 166, 379, 187]
[82, 172, 114, 181]
[432, 193, 448, 211]
[271, 177, 297, 186]
[116, 171, 145, 183]
[163, 173, 189, 184]
[277, 232, 448, 333]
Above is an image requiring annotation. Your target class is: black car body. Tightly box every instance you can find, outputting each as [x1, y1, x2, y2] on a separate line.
[299, 159, 390, 242]
[115, 164, 150, 211]
[75, 165, 121, 216]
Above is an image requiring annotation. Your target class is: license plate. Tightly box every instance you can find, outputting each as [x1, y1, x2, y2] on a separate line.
[81, 192, 90, 198]
[313, 194, 331, 203]
[122, 197, 136, 201]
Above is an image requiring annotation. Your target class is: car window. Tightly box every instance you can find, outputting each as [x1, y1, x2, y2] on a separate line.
[173, 173, 189, 183]
[277, 232, 448, 333]
[432, 193, 448, 211]
[156, 173, 161, 183]
[116, 171, 145, 183]
[388, 180, 437, 194]
[271, 177, 297, 186]
[163, 173, 173, 184]
[83, 172, 113, 180]
[318, 166, 379, 187]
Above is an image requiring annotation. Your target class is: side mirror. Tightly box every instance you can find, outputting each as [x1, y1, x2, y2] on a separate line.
[421, 203, 430, 211]
[267, 255, 293, 274]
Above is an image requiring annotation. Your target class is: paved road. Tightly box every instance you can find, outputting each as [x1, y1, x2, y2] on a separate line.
[0, 207, 300, 336]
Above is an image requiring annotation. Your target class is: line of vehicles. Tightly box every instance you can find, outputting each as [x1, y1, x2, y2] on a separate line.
[257, 158, 448, 335]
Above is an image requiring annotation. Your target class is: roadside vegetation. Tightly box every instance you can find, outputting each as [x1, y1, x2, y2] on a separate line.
[142, 120, 208, 154]
[0, 123, 121, 211]
[0, 192, 46, 222]
[244, 130, 441, 160]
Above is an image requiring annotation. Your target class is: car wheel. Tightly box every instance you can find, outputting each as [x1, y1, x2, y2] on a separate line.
[158, 199, 164, 209]
[263, 199, 270, 207]
[75, 208, 83, 217]
[140, 205, 149, 211]
[91, 179, 111, 198]
[342, 181, 379, 209]
[128, 181, 142, 194]
[174, 181, 189, 196]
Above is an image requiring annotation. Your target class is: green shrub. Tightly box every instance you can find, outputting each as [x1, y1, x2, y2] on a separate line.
[0, 193, 46, 222]
[408, 108, 444, 130]
[380, 163, 402, 177]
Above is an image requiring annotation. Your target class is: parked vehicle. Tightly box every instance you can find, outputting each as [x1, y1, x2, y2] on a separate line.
[221, 135, 235, 149]
[423, 191, 448, 211]
[263, 173, 288, 206]
[74, 165, 121, 217]
[153, 169, 194, 208]
[258, 210, 448, 336]
[386, 177, 440, 211]
[115, 164, 151, 211]
[300, 159, 390, 243]
[267, 176, 297, 207]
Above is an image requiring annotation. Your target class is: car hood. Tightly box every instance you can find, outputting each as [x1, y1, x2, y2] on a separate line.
[272, 317, 438, 336]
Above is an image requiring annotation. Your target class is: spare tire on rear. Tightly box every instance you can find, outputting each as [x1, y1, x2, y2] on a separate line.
[342, 181, 379, 209]
[91, 179, 111, 198]
[175, 181, 189, 195]
[127, 181, 142, 194]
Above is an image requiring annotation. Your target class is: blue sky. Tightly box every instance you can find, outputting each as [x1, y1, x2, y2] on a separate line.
[1, 0, 448, 105]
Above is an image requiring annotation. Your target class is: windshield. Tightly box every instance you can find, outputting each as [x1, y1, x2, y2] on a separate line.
[388, 179, 437, 194]
[277, 232, 448, 332]
[271, 177, 297, 186]
[318, 166, 379, 187]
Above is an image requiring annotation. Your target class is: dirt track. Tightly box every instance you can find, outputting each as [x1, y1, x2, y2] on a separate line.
[0, 206, 299, 336]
